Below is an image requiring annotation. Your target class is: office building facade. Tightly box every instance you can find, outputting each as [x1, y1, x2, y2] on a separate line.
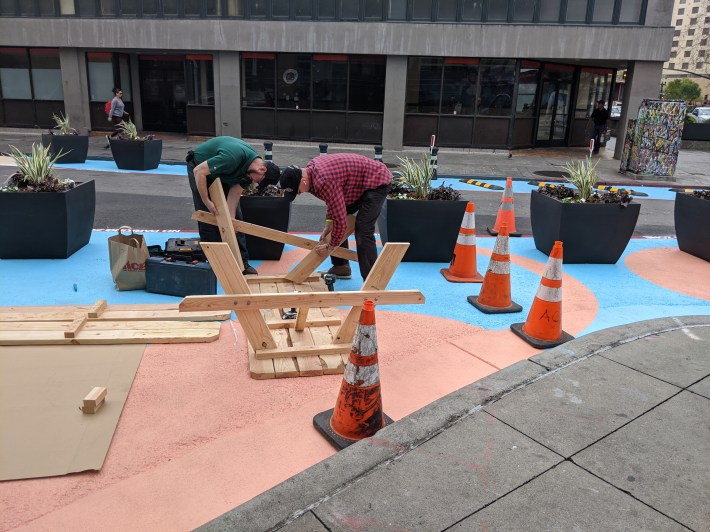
[0, 0, 673, 152]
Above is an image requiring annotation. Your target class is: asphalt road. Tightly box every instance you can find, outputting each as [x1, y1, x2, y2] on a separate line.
[0, 164, 677, 237]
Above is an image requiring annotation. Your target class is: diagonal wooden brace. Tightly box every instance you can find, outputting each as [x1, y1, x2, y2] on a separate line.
[192, 210, 358, 262]
[207, 179, 244, 271]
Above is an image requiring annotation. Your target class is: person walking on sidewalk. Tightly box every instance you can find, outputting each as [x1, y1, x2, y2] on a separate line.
[186, 136, 281, 275]
[589, 99, 610, 155]
[105, 87, 129, 148]
[279, 153, 392, 281]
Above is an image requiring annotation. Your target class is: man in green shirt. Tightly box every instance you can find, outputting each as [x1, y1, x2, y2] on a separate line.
[187, 137, 280, 275]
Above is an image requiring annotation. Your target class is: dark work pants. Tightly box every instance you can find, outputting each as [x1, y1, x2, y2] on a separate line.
[593, 125, 606, 153]
[331, 184, 390, 280]
[187, 162, 250, 263]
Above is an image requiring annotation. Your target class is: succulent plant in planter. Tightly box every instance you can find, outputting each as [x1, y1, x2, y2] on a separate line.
[531, 156, 640, 264]
[674, 189, 710, 261]
[109, 119, 162, 171]
[378, 152, 467, 262]
[41, 113, 89, 164]
[0, 143, 95, 259]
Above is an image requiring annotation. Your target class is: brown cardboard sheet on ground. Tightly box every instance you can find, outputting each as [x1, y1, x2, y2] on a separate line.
[0, 344, 144, 481]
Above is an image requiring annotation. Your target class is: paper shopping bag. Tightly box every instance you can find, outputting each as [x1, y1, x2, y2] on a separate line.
[108, 226, 149, 291]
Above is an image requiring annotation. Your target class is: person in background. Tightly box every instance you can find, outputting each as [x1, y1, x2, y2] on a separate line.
[186, 137, 281, 275]
[279, 153, 392, 282]
[589, 99, 610, 155]
[105, 87, 129, 148]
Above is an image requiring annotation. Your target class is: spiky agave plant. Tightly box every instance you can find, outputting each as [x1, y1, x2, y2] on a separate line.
[563, 156, 599, 202]
[50, 112, 78, 135]
[117, 119, 141, 140]
[2, 144, 74, 192]
[392, 153, 435, 200]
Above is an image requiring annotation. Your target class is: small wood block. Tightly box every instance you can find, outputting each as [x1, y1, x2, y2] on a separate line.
[87, 300, 107, 318]
[81, 387, 107, 414]
[64, 316, 88, 338]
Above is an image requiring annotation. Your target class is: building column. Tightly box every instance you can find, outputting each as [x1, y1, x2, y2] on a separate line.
[215, 51, 241, 137]
[59, 49, 90, 133]
[613, 61, 664, 159]
[382, 55, 407, 150]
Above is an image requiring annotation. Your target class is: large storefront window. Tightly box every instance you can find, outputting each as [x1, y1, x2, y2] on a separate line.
[405, 57, 443, 114]
[0, 47, 64, 127]
[0, 48, 32, 100]
[240, 53, 386, 142]
[478, 59, 515, 117]
[186, 54, 215, 135]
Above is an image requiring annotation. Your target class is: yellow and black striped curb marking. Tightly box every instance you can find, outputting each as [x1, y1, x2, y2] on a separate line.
[458, 179, 504, 190]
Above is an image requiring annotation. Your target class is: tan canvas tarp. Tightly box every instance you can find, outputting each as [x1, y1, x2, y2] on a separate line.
[0, 344, 144, 481]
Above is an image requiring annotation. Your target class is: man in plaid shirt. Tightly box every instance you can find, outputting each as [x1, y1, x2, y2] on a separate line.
[280, 153, 392, 281]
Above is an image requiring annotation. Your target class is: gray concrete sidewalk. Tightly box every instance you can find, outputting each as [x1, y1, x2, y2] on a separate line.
[1, 128, 709, 188]
[199, 316, 710, 532]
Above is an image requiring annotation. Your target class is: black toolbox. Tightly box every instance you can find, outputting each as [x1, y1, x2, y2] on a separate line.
[164, 238, 206, 262]
[145, 256, 217, 297]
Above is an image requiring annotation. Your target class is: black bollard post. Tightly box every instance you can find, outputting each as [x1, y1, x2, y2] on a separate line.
[374, 145, 383, 163]
[319, 143, 328, 156]
[264, 141, 273, 162]
[430, 146, 439, 180]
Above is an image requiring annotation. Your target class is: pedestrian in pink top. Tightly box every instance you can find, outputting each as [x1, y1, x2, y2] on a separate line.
[280, 153, 392, 281]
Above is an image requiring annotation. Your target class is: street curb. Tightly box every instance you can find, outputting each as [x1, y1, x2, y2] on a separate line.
[197, 315, 710, 532]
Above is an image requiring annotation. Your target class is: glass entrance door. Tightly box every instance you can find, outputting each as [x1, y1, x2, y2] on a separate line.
[139, 55, 186, 132]
[536, 66, 574, 146]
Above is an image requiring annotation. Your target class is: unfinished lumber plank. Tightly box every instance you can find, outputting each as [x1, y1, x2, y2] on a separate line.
[201, 243, 276, 350]
[0, 320, 221, 345]
[265, 317, 341, 329]
[277, 281, 322, 376]
[208, 178, 244, 271]
[81, 387, 107, 414]
[246, 282, 276, 379]
[334, 242, 410, 344]
[192, 211, 358, 262]
[64, 316, 88, 338]
[254, 343, 352, 359]
[0, 304, 229, 322]
[180, 289, 424, 312]
[284, 215, 357, 284]
[246, 275, 321, 284]
[305, 281, 348, 371]
[87, 300, 107, 318]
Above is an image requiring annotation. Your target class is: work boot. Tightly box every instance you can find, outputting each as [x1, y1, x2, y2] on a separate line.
[242, 263, 258, 275]
[327, 264, 352, 280]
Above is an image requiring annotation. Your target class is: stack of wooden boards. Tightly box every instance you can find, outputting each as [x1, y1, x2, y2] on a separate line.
[0, 301, 226, 345]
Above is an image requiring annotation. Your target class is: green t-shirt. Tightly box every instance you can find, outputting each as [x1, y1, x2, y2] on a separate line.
[192, 137, 259, 188]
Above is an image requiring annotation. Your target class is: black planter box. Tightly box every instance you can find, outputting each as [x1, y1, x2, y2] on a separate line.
[378, 199, 469, 262]
[109, 139, 162, 171]
[675, 192, 710, 261]
[41, 134, 89, 164]
[240, 196, 292, 260]
[530, 191, 640, 264]
[0, 180, 95, 259]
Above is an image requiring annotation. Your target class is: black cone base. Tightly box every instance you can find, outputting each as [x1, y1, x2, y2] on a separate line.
[468, 295, 522, 314]
[486, 226, 522, 237]
[510, 322, 574, 349]
[313, 408, 394, 451]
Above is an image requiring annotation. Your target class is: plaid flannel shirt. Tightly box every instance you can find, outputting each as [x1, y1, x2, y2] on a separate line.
[305, 154, 392, 246]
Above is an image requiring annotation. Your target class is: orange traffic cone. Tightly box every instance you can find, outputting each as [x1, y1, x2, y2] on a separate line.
[487, 177, 521, 237]
[468, 223, 522, 314]
[441, 202, 484, 283]
[510, 241, 574, 349]
[313, 300, 393, 450]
